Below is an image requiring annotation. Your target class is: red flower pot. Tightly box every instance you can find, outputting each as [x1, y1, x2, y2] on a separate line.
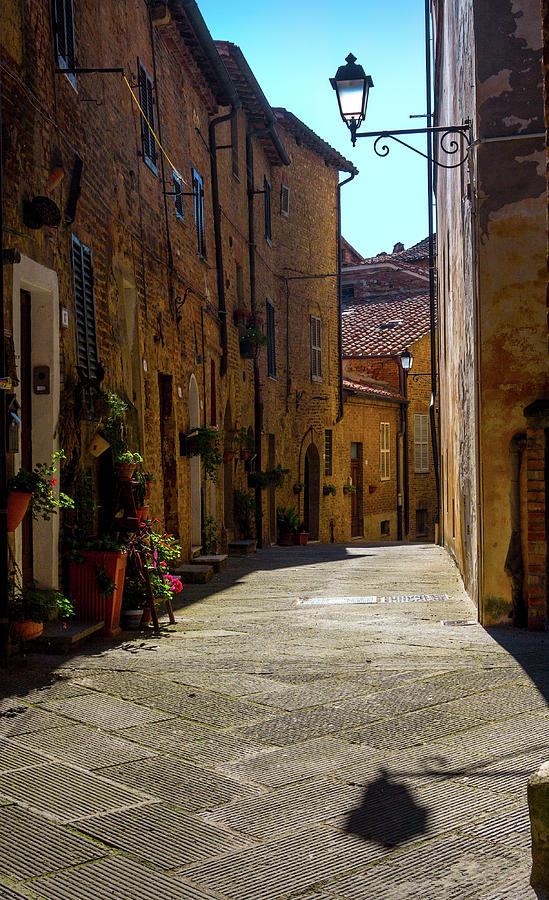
[69, 550, 128, 637]
[11, 620, 43, 640]
[7, 491, 31, 531]
[292, 532, 309, 545]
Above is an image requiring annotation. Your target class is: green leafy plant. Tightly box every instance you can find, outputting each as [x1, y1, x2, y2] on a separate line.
[248, 470, 270, 490]
[116, 450, 143, 465]
[236, 427, 255, 452]
[323, 484, 337, 496]
[9, 451, 74, 521]
[234, 489, 259, 540]
[8, 580, 74, 623]
[296, 520, 308, 533]
[343, 484, 357, 495]
[293, 482, 305, 494]
[191, 427, 222, 482]
[95, 567, 116, 596]
[267, 465, 290, 488]
[277, 506, 300, 534]
[201, 515, 218, 555]
[241, 325, 267, 346]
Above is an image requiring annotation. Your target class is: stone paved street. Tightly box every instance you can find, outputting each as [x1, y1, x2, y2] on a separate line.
[1, 542, 548, 899]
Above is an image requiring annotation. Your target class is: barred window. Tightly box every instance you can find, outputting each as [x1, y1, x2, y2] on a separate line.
[173, 171, 185, 220]
[266, 299, 276, 378]
[280, 184, 290, 217]
[380, 422, 390, 480]
[53, 0, 76, 87]
[324, 429, 333, 476]
[71, 235, 99, 383]
[138, 60, 157, 173]
[414, 413, 429, 473]
[310, 316, 322, 381]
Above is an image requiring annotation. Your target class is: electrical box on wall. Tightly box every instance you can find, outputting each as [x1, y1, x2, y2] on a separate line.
[33, 365, 50, 394]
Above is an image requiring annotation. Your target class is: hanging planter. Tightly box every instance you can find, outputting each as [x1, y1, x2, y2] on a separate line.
[343, 484, 357, 495]
[293, 482, 305, 495]
[233, 308, 252, 326]
[239, 325, 267, 359]
[323, 484, 337, 497]
[7, 491, 32, 531]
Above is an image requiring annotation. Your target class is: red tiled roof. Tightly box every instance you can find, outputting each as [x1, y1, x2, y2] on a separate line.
[343, 377, 405, 402]
[364, 235, 434, 265]
[273, 109, 358, 174]
[342, 292, 432, 356]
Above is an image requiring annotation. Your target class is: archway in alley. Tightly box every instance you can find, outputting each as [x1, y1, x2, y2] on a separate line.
[304, 442, 320, 540]
[189, 374, 201, 547]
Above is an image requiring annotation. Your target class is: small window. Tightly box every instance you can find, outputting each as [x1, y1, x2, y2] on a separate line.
[71, 235, 99, 383]
[280, 184, 290, 217]
[138, 60, 157, 174]
[310, 315, 322, 381]
[380, 422, 390, 480]
[266, 299, 276, 378]
[324, 430, 333, 476]
[414, 413, 429, 473]
[231, 114, 239, 179]
[173, 171, 184, 220]
[53, 0, 76, 87]
[342, 284, 355, 302]
[192, 167, 205, 258]
[264, 176, 272, 242]
[350, 442, 359, 460]
[380, 520, 390, 536]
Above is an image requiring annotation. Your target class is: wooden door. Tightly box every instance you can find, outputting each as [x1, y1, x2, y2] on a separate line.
[350, 458, 361, 537]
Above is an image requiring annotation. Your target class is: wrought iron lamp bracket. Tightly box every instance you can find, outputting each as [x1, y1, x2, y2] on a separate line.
[352, 121, 472, 168]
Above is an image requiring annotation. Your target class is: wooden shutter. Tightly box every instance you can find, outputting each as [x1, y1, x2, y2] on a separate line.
[310, 316, 322, 379]
[71, 235, 99, 382]
[138, 61, 157, 172]
[54, 0, 76, 80]
[174, 172, 184, 219]
[192, 168, 205, 257]
[414, 413, 429, 473]
[380, 422, 390, 480]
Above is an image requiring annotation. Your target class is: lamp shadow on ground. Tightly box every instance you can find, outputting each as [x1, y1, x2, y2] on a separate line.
[344, 768, 429, 848]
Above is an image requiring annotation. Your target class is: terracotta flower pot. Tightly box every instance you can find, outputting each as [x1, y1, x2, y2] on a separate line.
[278, 532, 294, 546]
[136, 505, 150, 524]
[69, 550, 128, 636]
[116, 463, 136, 481]
[292, 532, 309, 545]
[7, 491, 31, 531]
[12, 620, 43, 640]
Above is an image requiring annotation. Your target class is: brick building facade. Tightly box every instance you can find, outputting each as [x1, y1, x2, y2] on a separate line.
[1, 0, 360, 587]
[340, 238, 438, 543]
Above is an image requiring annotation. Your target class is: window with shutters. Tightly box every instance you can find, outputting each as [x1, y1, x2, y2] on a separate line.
[138, 60, 157, 174]
[173, 171, 184, 220]
[192, 168, 205, 258]
[264, 176, 272, 243]
[324, 429, 333, 476]
[53, 0, 76, 87]
[266, 300, 276, 378]
[380, 422, 390, 480]
[280, 184, 290, 217]
[71, 235, 99, 383]
[414, 413, 430, 473]
[310, 315, 322, 381]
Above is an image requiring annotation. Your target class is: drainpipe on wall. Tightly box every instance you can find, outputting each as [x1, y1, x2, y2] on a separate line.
[505, 433, 527, 627]
[336, 171, 356, 422]
[209, 104, 241, 376]
[0, 56, 8, 663]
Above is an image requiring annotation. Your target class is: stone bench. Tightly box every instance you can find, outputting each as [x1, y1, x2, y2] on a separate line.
[191, 554, 228, 572]
[229, 540, 257, 555]
[173, 564, 214, 584]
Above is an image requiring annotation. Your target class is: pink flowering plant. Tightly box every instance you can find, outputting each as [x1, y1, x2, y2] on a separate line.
[122, 521, 183, 609]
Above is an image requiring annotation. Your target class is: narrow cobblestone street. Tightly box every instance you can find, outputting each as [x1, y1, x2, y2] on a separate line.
[1, 542, 548, 899]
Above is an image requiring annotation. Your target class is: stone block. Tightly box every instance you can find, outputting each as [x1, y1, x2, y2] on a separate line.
[191, 554, 228, 572]
[528, 760, 549, 892]
[229, 540, 257, 555]
[173, 565, 214, 584]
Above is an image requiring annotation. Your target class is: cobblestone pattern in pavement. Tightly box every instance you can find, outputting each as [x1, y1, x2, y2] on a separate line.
[0, 542, 548, 899]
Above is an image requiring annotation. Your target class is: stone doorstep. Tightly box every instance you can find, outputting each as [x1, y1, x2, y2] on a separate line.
[173, 564, 214, 584]
[191, 554, 228, 572]
[229, 540, 257, 555]
[33, 619, 105, 653]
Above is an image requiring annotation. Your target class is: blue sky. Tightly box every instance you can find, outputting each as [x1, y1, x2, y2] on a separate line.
[198, 0, 429, 258]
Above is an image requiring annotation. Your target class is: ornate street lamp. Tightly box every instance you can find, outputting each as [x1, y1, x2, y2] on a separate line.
[400, 348, 413, 371]
[330, 54, 373, 146]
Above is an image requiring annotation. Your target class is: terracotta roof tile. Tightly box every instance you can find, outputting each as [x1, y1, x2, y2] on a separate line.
[342, 292, 432, 357]
[343, 377, 405, 402]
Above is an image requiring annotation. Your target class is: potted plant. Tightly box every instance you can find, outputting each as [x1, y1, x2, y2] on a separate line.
[267, 464, 290, 488]
[236, 427, 255, 461]
[185, 427, 222, 482]
[122, 525, 183, 628]
[8, 581, 74, 640]
[277, 506, 299, 546]
[292, 522, 309, 545]
[248, 470, 270, 490]
[133, 471, 153, 521]
[323, 484, 337, 496]
[293, 482, 305, 494]
[233, 489, 259, 540]
[343, 483, 357, 495]
[201, 515, 218, 555]
[239, 325, 267, 359]
[7, 450, 74, 529]
[115, 450, 143, 482]
[68, 535, 128, 636]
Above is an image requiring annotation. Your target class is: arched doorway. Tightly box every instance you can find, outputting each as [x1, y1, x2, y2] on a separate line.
[189, 375, 201, 547]
[304, 443, 320, 540]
